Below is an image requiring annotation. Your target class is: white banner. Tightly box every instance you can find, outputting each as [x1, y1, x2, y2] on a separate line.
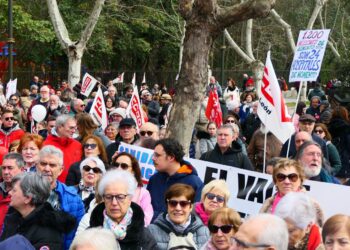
[118, 142, 350, 219]
[112, 73, 124, 84]
[89, 87, 108, 130]
[81, 73, 98, 97]
[6, 78, 17, 100]
[289, 29, 330, 82]
[131, 73, 136, 87]
[126, 86, 144, 129]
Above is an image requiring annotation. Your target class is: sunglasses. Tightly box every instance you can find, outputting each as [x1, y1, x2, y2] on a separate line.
[209, 224, 234, 234]
[167, 199, 192, 208]
[84, 143, 97, 149]
[83, 165, 102, 174]
[226, 120, 236, 124]
[140, 131, 154, 136]
[112, 162, 130, 170]
[276, 173, 299, 182]
[4, 117, 14, 121]
[80, 104, 86, 108]
[206, 193, 225, 203]
[314, 129, 324, 134]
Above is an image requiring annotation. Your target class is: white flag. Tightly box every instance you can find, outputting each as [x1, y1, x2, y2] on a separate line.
[131, 73, 136, 87]
[81, 73, 98, 97]
[257, 51, 295, 143]
[126, 85, 145, 129]
[142, 73, 146, 83]
[112, 72, 124, 84]
[6, 78, 17, 100]
[89, 87, 108, 130]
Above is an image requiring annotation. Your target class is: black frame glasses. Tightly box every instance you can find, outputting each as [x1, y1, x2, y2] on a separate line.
[276, 173, 299, 182]
[83, 143, 97, 149]
[167, 199, 192, 208]
[4, 117, 14, 121]
[103, 194, 129, 203]
[209, 224, 233, 234]
[206, 193, 225, 203]
[82, 165, 102, 174]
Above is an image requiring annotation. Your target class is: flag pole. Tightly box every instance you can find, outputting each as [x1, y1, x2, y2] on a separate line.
[286, 80, 304, 157]
[263, 123, 268, 173]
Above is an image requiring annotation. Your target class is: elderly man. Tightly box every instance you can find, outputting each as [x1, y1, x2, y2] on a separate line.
[295, 141, 339, 184]
[47, 94, 68, 118]
[71, 98, 86, 115]
[295, 131, 312, 151]
[0, 153, 24, 231]
[0, 110, 25, 149]
[159, 94, 172, 126]
[43, 114, 82, 182]
[107, 85, 118, 101]
[108, 107, 126, 123]
[27, 85, 51, 123]
[36, 145, 84, 250]
[200, 124, 253, 171]
[141, 90, 160, 121]
[232, 214, 288, 250]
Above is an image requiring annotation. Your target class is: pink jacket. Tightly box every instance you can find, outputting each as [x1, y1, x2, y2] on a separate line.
[132, 187, 153, 226]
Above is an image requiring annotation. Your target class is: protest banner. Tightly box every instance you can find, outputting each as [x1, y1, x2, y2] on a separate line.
[81, 73, 98, 97]
[258, 51, 294, 144]
[126, 85, 145, 129]
[112, 72, 124, 84]
[289, 29, 330, 82]
[5, 78, 17, 100]
[89, 87, 108, 130]
[118, 142, 350, 219]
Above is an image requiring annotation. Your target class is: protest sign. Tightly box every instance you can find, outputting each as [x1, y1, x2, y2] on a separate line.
[81, 73, 98, 97]
[118, 142, 350, 219]
[289, 29, 330, 82]
[5, 78, 17, 100]
[89, 87, 108, 130]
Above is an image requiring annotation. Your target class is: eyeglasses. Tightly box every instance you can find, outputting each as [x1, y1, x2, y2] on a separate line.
[112, 162, 130, 170]
[84, 143, 97, 149]
[82, 165, 102, 174]
[314, 129, 324, 134]
[276, 173, 299, 182]
[140, 131, 154, 136]
[167, 199, 192, 208]
[103, 194, 129, 203]
[209, 225, 234, 234]
[206, 193, 225, 203]
[80, 104, 86, 108]
[4, 117, 14, 121]
[226, 120, 236, 124]
[231, 237, 271, 249]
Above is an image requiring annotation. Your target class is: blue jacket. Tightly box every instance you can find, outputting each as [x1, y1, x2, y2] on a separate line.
[55, 181, 85, 250]
[147, 161, 204, 222]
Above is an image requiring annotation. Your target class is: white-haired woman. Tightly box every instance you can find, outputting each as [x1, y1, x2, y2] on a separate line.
[194, 179, 230, 226]
[274, 192, 324, 250]
[77, 156, 106, 212]
[70, 228, 120, 250]
[88, 170, 157, 250]
[0, 173, 75, 250]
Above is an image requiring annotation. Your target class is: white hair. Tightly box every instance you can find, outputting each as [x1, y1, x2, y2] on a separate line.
[274, 192, 316, 229]
[39, 145, 64, 166]
[98, 169, 137, 196]
[80, 156, 106, 174]
[70, 228, 120, 250]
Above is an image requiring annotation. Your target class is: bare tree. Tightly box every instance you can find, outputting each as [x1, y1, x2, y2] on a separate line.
[47, 0, 105, 87]
[166, 0, 275, 152]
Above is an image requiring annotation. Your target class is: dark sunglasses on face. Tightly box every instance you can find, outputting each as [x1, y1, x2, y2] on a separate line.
[314, 129, 324, 134]
[84, 143, 97, 149]
[276, 173, 299, 182]
[167, 199, 192, 208]
[82, 165, 102, 174]
[112, 162, 130, 170]
[226, 120, 236, 124]
[4, 117, 14, 121]
[206, 193, 225, 203]
[140, 131, 154, 136]
[209, 224, 234, 234]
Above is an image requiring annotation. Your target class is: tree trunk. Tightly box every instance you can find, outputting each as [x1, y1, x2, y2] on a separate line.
[67, 47, 83, 87]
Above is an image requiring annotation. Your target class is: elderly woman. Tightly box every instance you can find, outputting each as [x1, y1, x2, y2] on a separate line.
[194, 179, 230, 226]
[198, 122, 217, 155]
[17, 133, 44, 172]
[111, 152, 153, 226]
[105, 122, 119, 142]
[148, 183, 210, 250]
[0, 172, 75, 250]
[201, 207, 241, 250]
[274, 192, 324, 250]
[71, 228, 120, 250]
[77, 156, 106, 212]
[89, 170, 157, 249]
[260, 158, 324, 227]
[322, 214, 350, 250]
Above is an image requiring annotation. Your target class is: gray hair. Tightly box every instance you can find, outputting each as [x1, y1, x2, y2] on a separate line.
[55, 114, 75, 128]
[217, 124, 235, 136]
[247, 214, 289, 250]
[98, 169, 137, 197]
[274, 192, 316, 229]
[3, 152, 25, 169]
[230, 123, 240, 134]
[39, 145, 64, 166]
[80, 156, 106, 174]
[12, 172, 50, 206]
[70, 228, 120, 250]
[295, 140, 322, 161]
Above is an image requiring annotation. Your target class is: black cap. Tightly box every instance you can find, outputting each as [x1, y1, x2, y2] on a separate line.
[299, 114, 316, 123]
[119, 118, 136, 127]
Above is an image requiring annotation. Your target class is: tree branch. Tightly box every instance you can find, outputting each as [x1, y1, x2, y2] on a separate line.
[317, 12, 341, 59]
[245, 19, 255, 60]
[179, 0, 194, 20]
[270, 9, 296, 52]
[224, 29, 253, 64]
[217, 0, 275, 29]
[307, 0, 328, 29]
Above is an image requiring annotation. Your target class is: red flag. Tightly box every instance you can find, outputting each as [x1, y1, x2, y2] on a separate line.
[205, 89, 223, 127]
[126, 86, 145, 129]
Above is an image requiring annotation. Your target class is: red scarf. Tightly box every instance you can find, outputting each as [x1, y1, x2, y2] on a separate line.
[307, 224, 322, 250]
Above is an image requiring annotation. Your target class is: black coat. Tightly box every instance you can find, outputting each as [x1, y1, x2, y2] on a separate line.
[89, 202, 157, 250]
[200, 142, 254, 171]
[106, 135, 140, 163]
[0, 202, 75, 250]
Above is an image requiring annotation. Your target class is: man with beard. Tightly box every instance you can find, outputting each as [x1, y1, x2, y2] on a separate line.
[36, 145, 84, 250]
[47, 94, 68, 118]
[295, 141, 339, 184]
[141, 89, 160, 121]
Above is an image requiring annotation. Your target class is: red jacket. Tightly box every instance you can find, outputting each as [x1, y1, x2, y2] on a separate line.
[0, 125, 25, 149]
[43, 134, 82, 183]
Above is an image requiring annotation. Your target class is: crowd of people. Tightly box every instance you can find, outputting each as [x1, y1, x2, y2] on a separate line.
[0, 74, 349, 250]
